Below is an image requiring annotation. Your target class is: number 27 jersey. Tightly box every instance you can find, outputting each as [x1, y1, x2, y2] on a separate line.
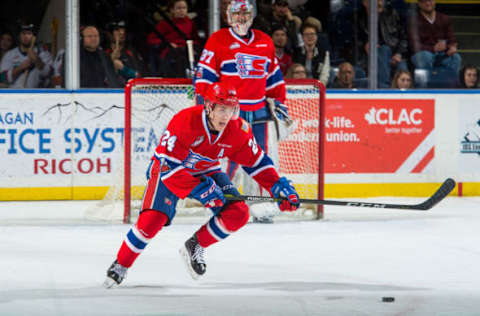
[194, 28, 285, 112]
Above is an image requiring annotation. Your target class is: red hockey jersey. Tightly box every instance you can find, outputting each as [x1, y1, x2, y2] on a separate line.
[194, 28, 286, 112]
[152, 106, 280, 198]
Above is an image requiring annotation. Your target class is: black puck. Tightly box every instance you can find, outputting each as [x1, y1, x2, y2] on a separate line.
[382, 297, 395, 302]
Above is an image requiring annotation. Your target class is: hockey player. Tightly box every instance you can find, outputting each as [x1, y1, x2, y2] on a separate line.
[194, 0, 288, 223]
[104, 82, 299, 287]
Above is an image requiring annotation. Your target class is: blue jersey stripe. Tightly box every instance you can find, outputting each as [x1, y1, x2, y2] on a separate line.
[266, 68, 284, 89]
[196, 65, 219, 83]
[242, 154, 274, 176]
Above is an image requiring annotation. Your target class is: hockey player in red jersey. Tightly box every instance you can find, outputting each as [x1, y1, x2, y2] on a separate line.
[104, 82, 299, 287]
[194, 0, 289, 223]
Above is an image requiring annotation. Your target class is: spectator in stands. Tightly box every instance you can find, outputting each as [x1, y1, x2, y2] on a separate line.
[80, 25, 121, 88]
[408, 0, 461, 81]
[354, 0, 409, 88]
[106, 20, 146, 85]
[285, 63, 307, 79]
[0, 23, 52, 88]
[146, 0, 200, 77]
[0, 32, 14, 63]
[271, 24, 292, 76]
[293, 22, 330, 85]
[0, 32, 14, 87]
[458, 65, 479, 89]
[329, 61, 356, 88]
[391, 69, 413, 89]
[254, 0, 302, 54]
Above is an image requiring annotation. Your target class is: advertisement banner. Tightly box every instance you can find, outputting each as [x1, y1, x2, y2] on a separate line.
[0, 93, 125, 189]
[324, 99, 435, 173]
[459, 100, 480, 170]
[281, 98, 435, 174]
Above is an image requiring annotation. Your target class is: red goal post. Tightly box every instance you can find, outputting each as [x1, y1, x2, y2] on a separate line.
[123, 78, 325, 223]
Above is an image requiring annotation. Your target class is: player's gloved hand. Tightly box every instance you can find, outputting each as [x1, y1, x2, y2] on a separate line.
[190, 177, 225, 208]
[271, 177, 300, 212]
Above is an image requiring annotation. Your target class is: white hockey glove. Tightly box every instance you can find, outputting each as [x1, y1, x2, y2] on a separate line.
[267, 98, 297, 141]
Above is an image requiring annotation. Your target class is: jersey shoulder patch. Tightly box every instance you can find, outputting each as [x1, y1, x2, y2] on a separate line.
[240, 118, 250, 133]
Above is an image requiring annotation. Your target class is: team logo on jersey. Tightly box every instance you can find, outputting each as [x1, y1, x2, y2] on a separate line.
[192, 136, 205, 147]
[184, 150, 217, 170]
[235, 53, 268, 78]
[229, 42, 240, 50]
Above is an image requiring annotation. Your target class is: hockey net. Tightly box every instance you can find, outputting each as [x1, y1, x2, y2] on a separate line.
[85, 78, 325, 223]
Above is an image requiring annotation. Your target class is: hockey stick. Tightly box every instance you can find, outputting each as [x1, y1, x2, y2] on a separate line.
[186, 40, 195, 78]
[225, 178, 456, 211]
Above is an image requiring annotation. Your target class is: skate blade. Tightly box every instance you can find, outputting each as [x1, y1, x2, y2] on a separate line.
[253, 217, 274, 224]
[103, 277, 118, 289]
[179, 247, 200, 281]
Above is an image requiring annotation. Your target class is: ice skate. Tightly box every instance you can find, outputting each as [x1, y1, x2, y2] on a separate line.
[253, 215, 274, 224]
[180, 235, 206, 280]
[103, 260, 128, 288]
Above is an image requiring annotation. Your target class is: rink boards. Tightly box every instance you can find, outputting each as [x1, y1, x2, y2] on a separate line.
[0, 89, 479, 200]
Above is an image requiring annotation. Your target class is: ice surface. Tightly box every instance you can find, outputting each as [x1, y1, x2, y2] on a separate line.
[0, 197, 479, 315]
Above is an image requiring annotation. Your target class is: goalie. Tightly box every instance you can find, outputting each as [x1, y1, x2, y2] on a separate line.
[104, 82, 299, 287]
[194, 0, 295, 223]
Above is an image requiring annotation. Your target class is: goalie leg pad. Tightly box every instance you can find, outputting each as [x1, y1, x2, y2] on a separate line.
[196, 201, 249, 247]
[117, 210, 168, 267]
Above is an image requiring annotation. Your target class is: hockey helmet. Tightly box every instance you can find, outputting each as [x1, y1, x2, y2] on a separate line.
[205, 82, 240, 119]
[227, 0, 255, 36]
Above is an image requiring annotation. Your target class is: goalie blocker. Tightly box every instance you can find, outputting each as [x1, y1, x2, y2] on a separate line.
[266, 98, 297, 141]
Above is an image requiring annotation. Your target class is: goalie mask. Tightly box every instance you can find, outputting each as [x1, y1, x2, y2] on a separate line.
[227, 0, 255, 36]
[205, 82, 240, 120]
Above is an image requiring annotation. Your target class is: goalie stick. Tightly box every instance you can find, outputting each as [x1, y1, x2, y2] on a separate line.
[225, 178, 456, 211]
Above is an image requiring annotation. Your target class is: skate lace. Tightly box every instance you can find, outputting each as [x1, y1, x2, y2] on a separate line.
[192, 245, 206, 265]
[112, 263, 128, 277]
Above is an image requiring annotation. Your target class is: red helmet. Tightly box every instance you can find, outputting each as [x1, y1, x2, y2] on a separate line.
[205, 82, 240, 119]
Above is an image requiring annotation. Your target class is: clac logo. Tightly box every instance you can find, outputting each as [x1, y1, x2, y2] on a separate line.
[364, 107, 422, 125]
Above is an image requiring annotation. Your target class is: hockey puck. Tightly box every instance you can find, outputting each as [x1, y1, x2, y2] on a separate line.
[382, 297, 395, 302]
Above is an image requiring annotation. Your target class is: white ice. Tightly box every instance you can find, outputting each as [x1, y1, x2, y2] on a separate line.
[1, 196, 480, 315]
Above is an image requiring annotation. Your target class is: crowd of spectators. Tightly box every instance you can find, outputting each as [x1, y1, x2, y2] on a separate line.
[0, 0, 479, 89]
[0, 24, 52, 88]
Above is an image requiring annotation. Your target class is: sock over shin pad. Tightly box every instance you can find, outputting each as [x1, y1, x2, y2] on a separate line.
[196, 201, 249, 247]
[117, 210, 168, 267]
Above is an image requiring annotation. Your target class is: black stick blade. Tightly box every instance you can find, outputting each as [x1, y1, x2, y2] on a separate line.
[416, 178, 456, 210]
